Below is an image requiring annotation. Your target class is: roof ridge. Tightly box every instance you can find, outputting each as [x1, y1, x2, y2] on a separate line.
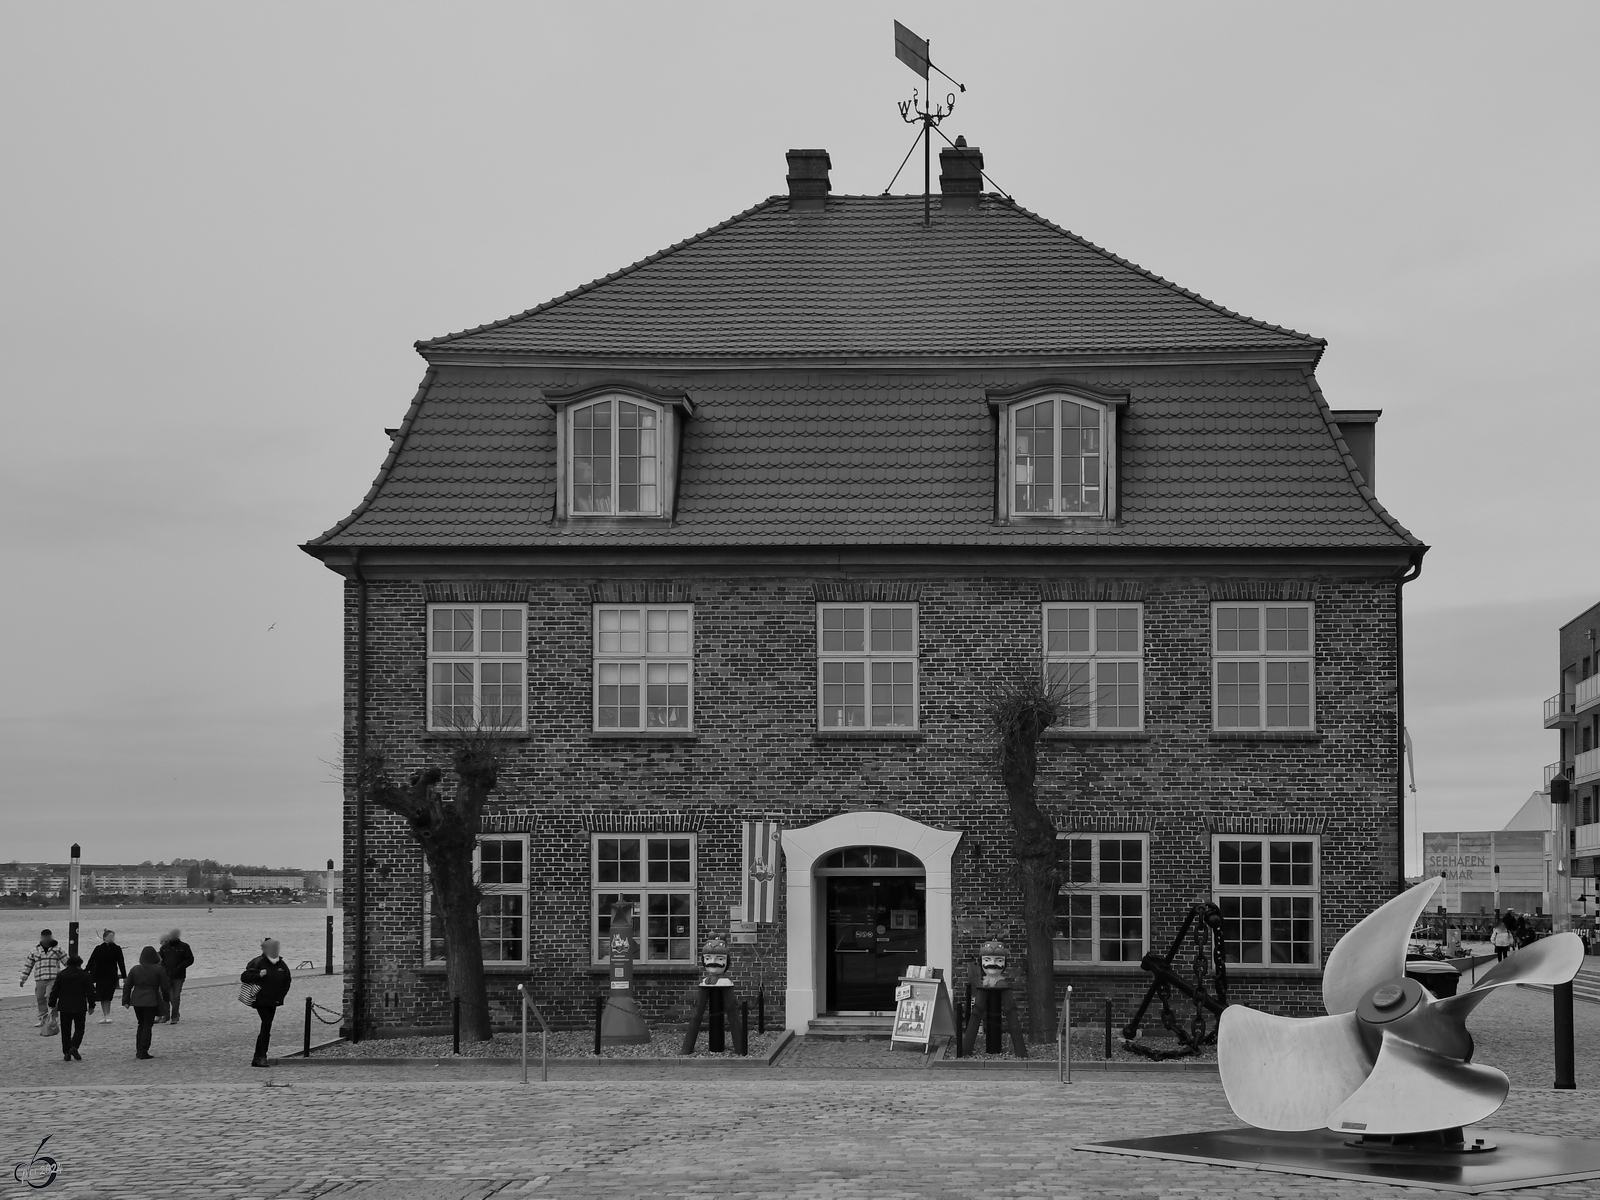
[1303, 372, 1424, 550]
[998, 197, 1326, 351]
[303, 368, 437, 548]
[416, 197, 785, 351]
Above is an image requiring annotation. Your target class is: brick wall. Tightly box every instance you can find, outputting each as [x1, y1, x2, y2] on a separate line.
[340, 572, 1400, 1035]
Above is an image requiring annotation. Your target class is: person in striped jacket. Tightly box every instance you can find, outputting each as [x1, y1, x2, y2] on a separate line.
[20, 930, 66, 1036]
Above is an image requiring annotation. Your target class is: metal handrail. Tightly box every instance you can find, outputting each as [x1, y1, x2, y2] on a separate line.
[1546, 692, 1575, 723]
[1576, 747, 1600, 785]
[1546, 760, 1572, 790]
[517, 983, 549, 1083]
[1578, 674, 1600, 712]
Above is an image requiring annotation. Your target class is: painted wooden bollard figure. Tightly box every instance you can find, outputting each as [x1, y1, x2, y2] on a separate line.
[959, 938, 1028, 1058]
[680, 937, 747, 1055]
[599, 901, 651, 1046]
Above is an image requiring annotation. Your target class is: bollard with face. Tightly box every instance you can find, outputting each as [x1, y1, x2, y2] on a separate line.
[699, 937, 732, 987]
[977, 939, 1012, 989]
[962, 938, 1028, 1057]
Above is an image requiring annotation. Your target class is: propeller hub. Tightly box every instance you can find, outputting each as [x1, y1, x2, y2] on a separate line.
[1355, 976, 1425, 1025]
[1371, 983, 1406, 1010]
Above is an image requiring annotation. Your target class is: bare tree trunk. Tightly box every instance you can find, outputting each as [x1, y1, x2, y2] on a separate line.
[1003, 771, 1060, 1041]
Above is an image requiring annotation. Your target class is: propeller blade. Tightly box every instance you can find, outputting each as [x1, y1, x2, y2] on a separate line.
[1327, 1030, 1509, 1136]
[1218, 1005, 1374, 1131]
[1322, 877, 1443, 1015]
[1435, 931, 1588, 1022]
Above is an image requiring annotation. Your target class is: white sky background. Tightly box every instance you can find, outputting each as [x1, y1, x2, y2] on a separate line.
[1, 3, 1595, 870]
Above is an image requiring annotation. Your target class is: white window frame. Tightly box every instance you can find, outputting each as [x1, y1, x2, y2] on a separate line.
[815, 603, 920, 731]
[567, 394, 665, 517]
[592, 604, 694, 731]
[1054, 833, 1150, 964]
[1212, 602, 1316, 731]
[590, 833, 697, 965]
[1009, 393, 1109, 517]
[425, 603, 529, 733]
[1211, 834, 1320, 969]
[1042, 603, 1144, 730]
[423, 833, 530, 965]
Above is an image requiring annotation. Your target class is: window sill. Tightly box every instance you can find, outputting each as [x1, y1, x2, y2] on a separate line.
[585, 963, 701, 977]
[559, 516, 672, 528]
[1002, 515, 1117, 529]
[1219, 965, 1323, 976]
[1043, 730, 1151, 742]
[1209, 731, 1323, 743]
[588, 730, 697, 740]
[1053, 962, 1151, 974]
[812, 730, 925, 742]
[421, 730, 532, 742]
[417, 964, 535, 976]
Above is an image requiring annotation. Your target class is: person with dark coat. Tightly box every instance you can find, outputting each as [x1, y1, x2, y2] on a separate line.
[157, 929, 194, 1023]
[241, 937, 292, 1067]
[122, 946, 172, 1060]
[48, 955, 95, 1061]
[86, 930, 127, 1023]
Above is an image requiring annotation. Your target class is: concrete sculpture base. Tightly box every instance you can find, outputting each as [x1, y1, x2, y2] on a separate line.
[1079, 1128, 1600, 1194]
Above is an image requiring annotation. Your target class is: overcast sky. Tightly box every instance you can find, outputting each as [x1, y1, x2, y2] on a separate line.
[2, 3, 1595, 871]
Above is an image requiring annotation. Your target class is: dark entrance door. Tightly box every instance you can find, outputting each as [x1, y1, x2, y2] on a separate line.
[824, 868, 926, 1012]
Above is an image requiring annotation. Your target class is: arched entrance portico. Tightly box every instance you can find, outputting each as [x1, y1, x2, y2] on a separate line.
[782, 812, 961, 1027]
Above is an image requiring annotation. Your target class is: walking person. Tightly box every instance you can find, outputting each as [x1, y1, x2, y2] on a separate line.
[122, 946, 172, 1060]
[241, 937, 292, 1067]
[19, 929, 66, 1037]
[158, 929, 194, 1024]
[86, 930, 127, 1023]
[48, 955, 94, 1062]
[1492, 917, 1515, 962]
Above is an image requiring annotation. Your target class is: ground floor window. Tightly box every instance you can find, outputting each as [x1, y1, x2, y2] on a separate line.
[591, 834, 696, 964]
[1212, 835, 1319, 966]
[424, 834, 529, 964]
[1054, 833, 1149, 963]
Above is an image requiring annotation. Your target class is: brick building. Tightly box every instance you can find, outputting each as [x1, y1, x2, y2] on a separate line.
[1548, 599, 1600, 929]
[303, 146, 1426, 1037]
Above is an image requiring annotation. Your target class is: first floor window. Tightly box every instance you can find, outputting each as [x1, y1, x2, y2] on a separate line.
[1043, 604, 1143, 729]
[427, 604, 527, 732]
[594, 605, 693, 730]
[591, 834, 696, 963]
[817, 603, 918, 729]
[1213, 835, 1319, 965]
[1213, 603, 1315, 730]
[424, 834, 530, 964]
[1054, 833, 1148, 963]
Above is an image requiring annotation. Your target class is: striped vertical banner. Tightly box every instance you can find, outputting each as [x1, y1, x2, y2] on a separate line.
[742, 821, 782, 924]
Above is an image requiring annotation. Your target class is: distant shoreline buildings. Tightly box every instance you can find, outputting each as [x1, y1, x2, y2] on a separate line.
[1, 862, 342, 898]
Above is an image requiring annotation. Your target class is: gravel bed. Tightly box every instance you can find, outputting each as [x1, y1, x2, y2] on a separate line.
[313, 1024, 786, 1061]
[957, 1029, 1217, 1063]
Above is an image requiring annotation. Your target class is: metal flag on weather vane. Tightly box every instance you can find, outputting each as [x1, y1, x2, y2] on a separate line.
[894, 20, 929, 79]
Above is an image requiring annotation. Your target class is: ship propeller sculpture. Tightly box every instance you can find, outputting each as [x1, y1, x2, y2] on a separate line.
[1219, 877, 1585, 1141]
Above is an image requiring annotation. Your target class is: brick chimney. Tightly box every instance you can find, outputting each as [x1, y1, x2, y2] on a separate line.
[786, 149, 831, 212]
[939, 136, 983, 213]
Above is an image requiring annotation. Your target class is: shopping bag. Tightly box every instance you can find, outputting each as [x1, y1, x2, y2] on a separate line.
[238, 981, 261, 1006]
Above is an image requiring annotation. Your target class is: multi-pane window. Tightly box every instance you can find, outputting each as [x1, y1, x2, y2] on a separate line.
[591, 834, 695, 963]
[426, 604, 527, 732]
[425, 835, 529, 964]
[1012, 395, 1105, 515]
[1213, 836, 1319, 966]
[570, 396, 661, 515]
[593, 606, 693, 730]
[1213, 604, 1315, 730]
[816, 604, 918, 730]
[1054, 834, 1148, 963]
[1043, 604, 1143, 729]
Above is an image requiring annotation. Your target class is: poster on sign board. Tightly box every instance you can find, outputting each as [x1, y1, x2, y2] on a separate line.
[889, 968, 957, 1052]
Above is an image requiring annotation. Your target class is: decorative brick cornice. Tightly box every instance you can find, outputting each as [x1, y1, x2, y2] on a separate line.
[1050, 811, 1150, 833]
[1038, 580, 1144, 603]
[423, 581, 530, 603]
[588, 581, 696, 605]
[582, 810, 705, 834]
[480, 812, 538, 835]
[1203, 814, 1327, 835]
[811, 582, 923, 604]
[1206, 580, 1320, 602]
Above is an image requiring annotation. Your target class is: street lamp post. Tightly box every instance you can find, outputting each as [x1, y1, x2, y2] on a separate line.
[325, 858, 335, 976]
[68, 844, 81, 959]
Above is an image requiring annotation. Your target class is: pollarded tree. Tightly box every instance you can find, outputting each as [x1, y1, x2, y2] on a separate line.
[981, 670, 1063, 1041]
[362, 726, 504, 1043]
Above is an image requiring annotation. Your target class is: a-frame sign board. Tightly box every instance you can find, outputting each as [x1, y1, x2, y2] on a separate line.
[890, 968, 958, 1053]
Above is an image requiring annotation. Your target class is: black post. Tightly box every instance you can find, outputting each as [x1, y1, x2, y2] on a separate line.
[710, 996, 725, 1053]
[1104, 1000, 1113, 1060]
[985, 988, 1003, 1054]
[757, 987, 765, 1035]
[452, 997, 460, 1057]
[304, 996, 313, 1058]
[1555, 981, 1576, 1089]
[593, 994, 603, 1056]
[738, 1002, 750, 1056]
[325, 858, 334, 976]
[954, 1001, 964, 1058]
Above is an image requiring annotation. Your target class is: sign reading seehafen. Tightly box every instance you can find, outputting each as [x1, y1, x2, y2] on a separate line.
[1422, 830, 1549, 914]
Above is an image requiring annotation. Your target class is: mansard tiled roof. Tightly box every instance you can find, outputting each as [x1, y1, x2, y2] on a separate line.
[417, 196, 1324, 361]
[306, 366, 1422, 551]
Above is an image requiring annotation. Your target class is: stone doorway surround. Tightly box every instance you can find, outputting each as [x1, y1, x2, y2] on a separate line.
[782, 811, 962, 1028]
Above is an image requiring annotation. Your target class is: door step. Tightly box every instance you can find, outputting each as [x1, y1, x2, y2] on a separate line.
[807, 1015, 894, 1040]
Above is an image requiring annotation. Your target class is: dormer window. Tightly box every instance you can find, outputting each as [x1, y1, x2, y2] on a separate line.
[571, 396, 662, 516]
[1012, 395, 1104, 515]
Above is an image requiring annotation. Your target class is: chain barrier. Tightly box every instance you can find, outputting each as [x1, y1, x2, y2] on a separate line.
[309, 1000, 347, 1025]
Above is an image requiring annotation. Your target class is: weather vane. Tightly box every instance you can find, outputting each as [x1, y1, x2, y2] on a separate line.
[888, 21, 1004, 225]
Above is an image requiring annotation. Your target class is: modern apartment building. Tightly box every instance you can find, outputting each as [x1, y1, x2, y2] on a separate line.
[1548, 599, 1600, 929]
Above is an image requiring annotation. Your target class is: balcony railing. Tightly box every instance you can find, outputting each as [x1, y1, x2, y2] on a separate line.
[1577, 822, 1600, 854]
[1545, 692, 1576, 728]
[1545, 760, 1572, 791]
[1579, 674, 1600, 714]
[1576, 747, 1600, 786]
